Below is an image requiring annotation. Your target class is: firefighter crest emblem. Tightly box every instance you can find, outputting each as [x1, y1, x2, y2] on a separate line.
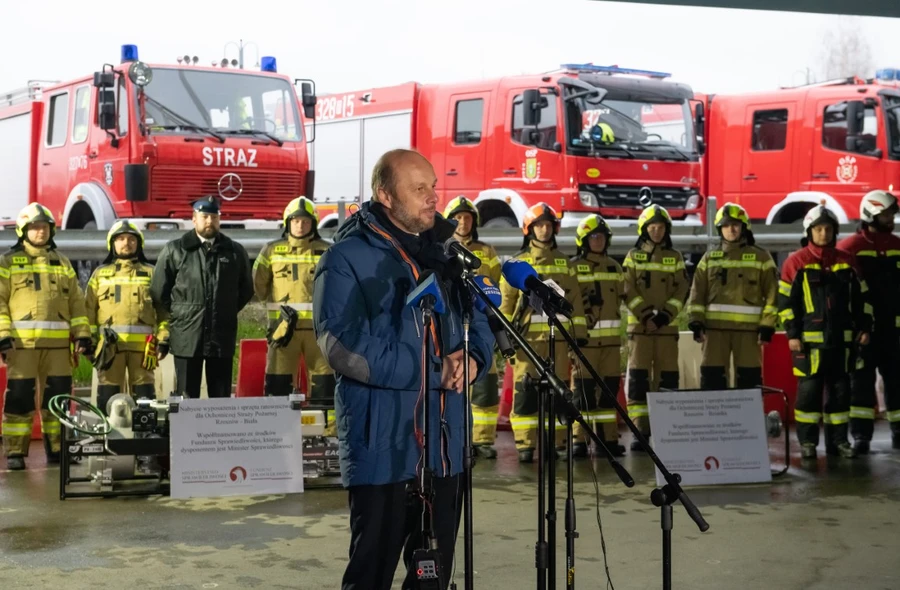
[104, 163, 114, 186]
[836, 156, 858, 184]
[522, 149, 541, 185]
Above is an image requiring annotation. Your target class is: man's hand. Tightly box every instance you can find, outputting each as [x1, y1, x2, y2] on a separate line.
[441, 350, 478, 391]
[858, 332, 870, 346]
[0, 337, 13, 363]
[758, 326, 775, 346]
[75, 337, 94, 358]
[644, 317, 659, 333]
[788, 338, 802, 352]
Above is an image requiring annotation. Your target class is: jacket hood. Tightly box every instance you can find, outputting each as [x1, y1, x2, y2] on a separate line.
[333, 201, 455, 248]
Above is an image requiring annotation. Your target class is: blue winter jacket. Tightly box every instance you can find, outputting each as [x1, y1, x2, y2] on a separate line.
[313, 203, 495, 488]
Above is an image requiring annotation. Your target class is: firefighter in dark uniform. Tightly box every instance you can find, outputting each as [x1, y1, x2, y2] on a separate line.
[837, 189, 900, 453]
[443, 196, 502, 458]
[687, 203, 778, 390]
[570, 214, 626, 457]
[623, 205, 688, 450]
[499, 203, 587, 463]
[778, 203, 872, 459]
[254, 197, 335, 429]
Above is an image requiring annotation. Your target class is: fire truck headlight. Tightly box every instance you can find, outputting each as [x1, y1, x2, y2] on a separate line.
[579, 191, 596, 207]
[128, 61, 153, 87]
[685, 193, 700, 210]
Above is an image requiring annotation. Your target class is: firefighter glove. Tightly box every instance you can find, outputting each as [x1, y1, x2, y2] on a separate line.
[576, 338, 589, 347]
[758, 326, 775, 343]
[651, 311, 672, 329]
[142, 335, 159, 371]
[77, 337, 95, 358]
[158, 341, 170, 360]
[91, 328, 117, 371]
[268, 305, 299, 348]
[688, 321, 705, 343]
[0, 336, 13, 362]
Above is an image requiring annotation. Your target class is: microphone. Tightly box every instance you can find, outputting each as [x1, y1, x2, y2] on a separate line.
[501, 259, 574, 318]
[470, 275, 515, 359]
[444, 238, 482, 271]
[405, 270, 446, 315]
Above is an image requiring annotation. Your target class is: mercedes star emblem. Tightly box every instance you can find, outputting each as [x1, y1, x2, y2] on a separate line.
[637, 187, 654, 208]
[217, 173, 243, 201]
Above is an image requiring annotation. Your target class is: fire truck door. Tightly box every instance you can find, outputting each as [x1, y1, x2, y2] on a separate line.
[444, 91, 490, 195]
[810, 98, 881, 202]
[37, 89, 74, 210]
[740, 103, 795, 209]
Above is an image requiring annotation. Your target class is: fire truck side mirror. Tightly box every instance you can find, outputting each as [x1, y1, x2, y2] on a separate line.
[98, 89, 117, 132]
[694, 101, 706, 155]
[301, 82, 317, 120]
[845, 100, 865, 137]
[522, 89, 542, 127]
[93, 71, 115, 89]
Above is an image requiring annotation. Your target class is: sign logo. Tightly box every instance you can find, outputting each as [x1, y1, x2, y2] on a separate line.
[104, 163, 114, 186]
[229, 466, 247, 482]
[836, 156, 858, 184]
[586, 167, 600, 179]
[638, 187, 654, 207]
[522, 149, 541, 184]
[704, 456, 720, 471]
[217, 173, 243, 201]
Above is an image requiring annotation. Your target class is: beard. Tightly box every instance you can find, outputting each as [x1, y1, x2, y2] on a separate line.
[197, 226, 219, 239]
[392, 204, 434, 234]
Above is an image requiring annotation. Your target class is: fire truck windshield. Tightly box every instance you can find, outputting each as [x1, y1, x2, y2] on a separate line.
[565, 84, 697, 161]
[885, 95, 900, 158]
[139, 67, 302, 142]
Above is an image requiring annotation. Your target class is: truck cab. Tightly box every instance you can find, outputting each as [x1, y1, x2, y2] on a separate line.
[702, 71, 900, 224]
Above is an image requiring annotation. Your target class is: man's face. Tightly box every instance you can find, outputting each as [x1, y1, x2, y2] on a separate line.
[532, 220, 554, 243]
[720, 219, 743, 242]
[646, 221, 667, 244]
[290, 216, 314, 238]
[810, 223, 834, 247]
[377, 154, 438, 234]
[587, 232, 607, 253]
[875, 208, 896, 232]
[193, 211, 221, 239]
[453, 212, 475, 238]
[26, 222, 50, 247]
[115, 234, 138, 257]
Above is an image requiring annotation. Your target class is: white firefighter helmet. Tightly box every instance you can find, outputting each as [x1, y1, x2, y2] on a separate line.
[859, 190, 898, 224]
[802, 202, 840, 234]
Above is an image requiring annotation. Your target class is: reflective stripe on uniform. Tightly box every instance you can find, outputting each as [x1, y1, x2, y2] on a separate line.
[706, 303, 762, 323]
[849, 406, 876, 420]
[779, 308, 795, 321]
[887, 409, 900, 422]
[794, 410, 822, 423]
[594, 411, 617, 423]
[778, 280, 792, 297]
[109, 325, 154, 334]
[628, 405, 649, 418]
[588, 319, 621, 338]
[0, 422, 33, 435]
[626, 296, 644, 310]
[532, 265, 567, 275]
[704, 259, 776, 271]
[802, 331, 823, 343]
[266, 302, 314, 320]
[96, 277, 151, 287]
[823, 412, 849, 425]
[269, 255, 321, 264]
[623, 260, 686, 272]
[41, 421, 60, 434]
[7, 265, 76, 278]
[666, 298, 684, 313]
[472, 409, 497, 425]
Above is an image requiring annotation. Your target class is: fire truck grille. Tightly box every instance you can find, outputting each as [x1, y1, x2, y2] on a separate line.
[585, 184, 695, 209]
[150, 167, 303, 208]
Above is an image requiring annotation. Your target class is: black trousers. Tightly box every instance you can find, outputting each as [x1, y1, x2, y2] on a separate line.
[850, 330, 900, 441]
[795, 347, 851, 447]
[174, 356, 232, 398]
[342, 474, 462, 590]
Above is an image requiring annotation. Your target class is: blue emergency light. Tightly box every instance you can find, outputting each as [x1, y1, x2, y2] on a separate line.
[876, 68, 900, 82]
[121, 44, 139, 63]
[561, 63, 671, 79]
[261, 56, 277, 73]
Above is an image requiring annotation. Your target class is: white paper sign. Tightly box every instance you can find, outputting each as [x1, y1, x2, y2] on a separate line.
[647, 389, 771, 486]
[169, 397, 304, 498]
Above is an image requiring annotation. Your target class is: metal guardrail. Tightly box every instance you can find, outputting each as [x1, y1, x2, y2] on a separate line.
[0, 198, 838, 260]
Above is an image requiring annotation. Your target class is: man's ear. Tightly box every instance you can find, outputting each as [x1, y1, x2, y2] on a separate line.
[377, 188, 392, 210]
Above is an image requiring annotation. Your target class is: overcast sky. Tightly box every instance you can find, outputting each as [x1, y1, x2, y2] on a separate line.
[1, 0, 897, 97]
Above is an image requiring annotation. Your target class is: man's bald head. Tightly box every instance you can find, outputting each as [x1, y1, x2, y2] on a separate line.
[371, 149, 428, 203]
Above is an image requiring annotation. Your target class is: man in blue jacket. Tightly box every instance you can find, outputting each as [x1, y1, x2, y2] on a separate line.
[314, 149, 495, 590]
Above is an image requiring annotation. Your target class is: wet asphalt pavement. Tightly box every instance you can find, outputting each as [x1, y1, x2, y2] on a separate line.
[1, 425, 899, 590]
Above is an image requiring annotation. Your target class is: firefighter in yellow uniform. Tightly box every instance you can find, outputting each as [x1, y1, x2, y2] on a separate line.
[0, 204, 92, 470]
[623, 205, 688, 450]
[687, 203, 778, 390]
[85, 221, 168, 413]
[500, 203, 587, 463]
[254, 197, 335, 424]
[571, 214, 626, 457]
[444, 196, 503, 458]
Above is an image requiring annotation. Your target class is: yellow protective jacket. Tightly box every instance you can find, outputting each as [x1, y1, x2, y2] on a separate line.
[458, 236, 501, 285]
[623, 240, 689, 335]
[572, 251, 625, 347]
[253, 235, 331, 331]
[0, 243, 90, 348]
[85, 259, 168, 352]
[687, 240, 778, 333]
[499, 240, 587, 341]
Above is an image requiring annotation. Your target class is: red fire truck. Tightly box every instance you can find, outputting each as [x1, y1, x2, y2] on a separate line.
[700, 69, 900, 224]
[308, 63, 705, 229]
[0, 44, 317, 230]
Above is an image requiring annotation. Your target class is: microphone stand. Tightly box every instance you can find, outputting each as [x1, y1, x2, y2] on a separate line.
[544, 313, 711, 590]
[544, 322, 557, 590]
[463, 275, 636, 590]
[458, 268, 476, 590]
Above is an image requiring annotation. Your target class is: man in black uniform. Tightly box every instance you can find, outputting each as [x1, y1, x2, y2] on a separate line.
[150, 196, 253, 398]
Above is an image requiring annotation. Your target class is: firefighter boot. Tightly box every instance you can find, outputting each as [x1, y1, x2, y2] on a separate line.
[627, 367, 651, 452]
[800, 443, 817, 460]
[853, 440, 870, 455]
[43, 434, 59, 465]
[475, 445, 497, 459]
[826, 442, 857, 459]
[700, 366, 728, 391]
[7, 455, 25, 470]
[518, 449, 534, 463]
[572, 442, 588, 458]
